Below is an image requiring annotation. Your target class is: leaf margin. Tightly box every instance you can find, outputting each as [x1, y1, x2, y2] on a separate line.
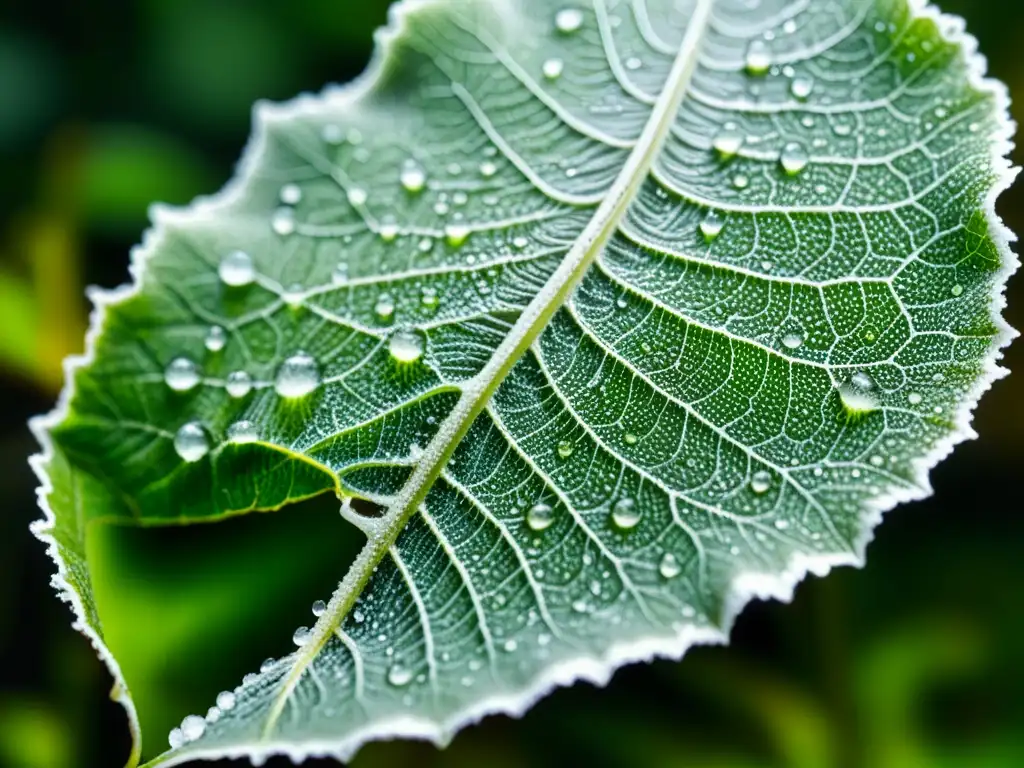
[29, 0, 1019, 765]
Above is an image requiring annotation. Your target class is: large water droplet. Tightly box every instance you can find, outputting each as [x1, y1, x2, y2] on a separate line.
[168, 728, 185, 749]
[712, 123, 743, 158]
[312, 599, 327, 617]
[174, 423, 209, 465]
[400, 164, 426, 193]
[205, 326, 226, 353]
[292, 626, 311, 646]
[542, 58, 564, 80]
[526, 503, 554, 531]
[610, 497, 640, 530]
[216, 691, 236, 711]
[838, 372, 878, 411]
[165, 357, 200, 392]
[445, 223, 470, 247]
[181, 715, 206, 742]
[227, 420, 259, 444]
[225, 370, 252, 398]
[555, 8, 584, 33]
[389, 331, 423, 363]
[388, 664, 413, 687]
[750, 470, 772, 494]
[274, 352, 320, 398]
[556, 439, 574, 459]
[280, 184, 302, 205]
[745, 40, 771, 74]
[790, 75, 814, 100]
[219, 250, 255, 287]
[700, 210, 725, 240]
[780, 142, 809, 174]
[659, 552, 682, 579]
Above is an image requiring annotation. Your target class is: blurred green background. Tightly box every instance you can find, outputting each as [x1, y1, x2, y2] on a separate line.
[1, 1, 1022, 766]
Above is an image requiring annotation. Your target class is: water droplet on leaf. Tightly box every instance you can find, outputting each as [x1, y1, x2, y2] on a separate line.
[611, 497, 640, 530]
[174, 422, 209, 462]
[555, 8, 584, 33]
[389, 331, 423, 363]
[219, 250, 255, 286]
[526, 503, 554, 531]
[165, 357, 200, 392]
[275, 352, 320, 398]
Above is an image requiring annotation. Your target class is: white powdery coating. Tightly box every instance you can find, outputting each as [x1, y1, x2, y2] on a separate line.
[29, 0, 1018, 766]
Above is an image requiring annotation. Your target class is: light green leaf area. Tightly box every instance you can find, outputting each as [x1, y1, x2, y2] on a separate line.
[32, 0, 1016, 764]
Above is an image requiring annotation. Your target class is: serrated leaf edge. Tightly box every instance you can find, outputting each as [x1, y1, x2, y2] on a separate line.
[29, 1, 1017, 766]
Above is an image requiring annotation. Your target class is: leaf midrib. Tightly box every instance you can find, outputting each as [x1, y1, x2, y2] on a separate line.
[257, 0, 716, 742]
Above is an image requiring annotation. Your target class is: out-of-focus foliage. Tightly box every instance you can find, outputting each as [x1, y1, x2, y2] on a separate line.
[1, 1, 1021, 767]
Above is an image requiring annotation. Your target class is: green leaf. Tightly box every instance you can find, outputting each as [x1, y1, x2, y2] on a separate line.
[31, 0, 1017, 764]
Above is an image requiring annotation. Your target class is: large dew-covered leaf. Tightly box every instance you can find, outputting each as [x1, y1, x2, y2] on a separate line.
[32, 0, 1016, 764]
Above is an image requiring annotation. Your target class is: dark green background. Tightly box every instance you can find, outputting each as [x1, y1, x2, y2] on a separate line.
[1, 1, 1022, 766]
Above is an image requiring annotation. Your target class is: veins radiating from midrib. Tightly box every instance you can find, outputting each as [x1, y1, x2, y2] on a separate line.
[257, 0, 716, 739]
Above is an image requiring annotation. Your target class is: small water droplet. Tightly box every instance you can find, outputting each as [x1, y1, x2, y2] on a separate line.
[782, 331, 804, 349]
[216, 691, 236, 711]
[513, 235, 529, 249]
[700, 210, 725, 239]
[280, 184, 302, 205]
[750, 470, 772, 494]
[504, 638, 518, 652]
[542, 58, 564, 80]
[624, 432, 637, 445]
[260, 658, 275, 673]
[908, 392, 923, 405]
[271, 208, 295, 236]
[292, 626, 311, 646]
[555, 8, 584, 33]
[659, 552, 682, 579]
[445, 223, 470, 247]
[206, 706, 221, 723]
[556, 439, 574, 459]
[169, 728, 185, 749]
[219, 250, 255, 287]
[388, 664, 413, 687]
[321, 124, 343, 144]
[311, 599, 327, 617]
[226, 420, 259, 444]
[389, 331, 423, 363]
[745, 40, 771, 74]
[712, 123, 743, 158]
[400, 164, 426, 193]
[526, 503, 554, 531]
[732, 173, 749, 190]
[625, 56, 642, 70]
[174, 422, 209, 462]
[274, 352, 320, 398]
[610, 497, 640, 530]
[225, 370, 252, 399]
[375, 294, 395, 321]
[205, 326, 226, 352]
[181, 715, 205, 742]
[774, 519, 790, 530]
[951, 284, 963, 297]
[780, 142, 809, 174]
[165, 357, 200, 392]
[790, 75, 814, 100]
[572, 598, 589, 613]
[347, 187, 367, 206]
[479, 160, 497, 177]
